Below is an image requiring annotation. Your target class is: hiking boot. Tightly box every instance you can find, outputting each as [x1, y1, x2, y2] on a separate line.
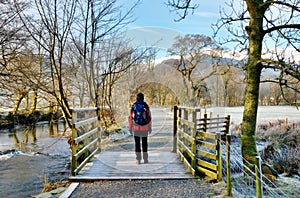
[136, 160, 141, 165]
[143, 152, 148, 163]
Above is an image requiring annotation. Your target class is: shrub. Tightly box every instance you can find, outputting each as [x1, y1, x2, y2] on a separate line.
[258, 121, 300, 176]
[272, 146, 300, 176]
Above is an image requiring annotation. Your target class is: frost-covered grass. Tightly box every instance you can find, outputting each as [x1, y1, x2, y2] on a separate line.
[257, 121, 300, 176]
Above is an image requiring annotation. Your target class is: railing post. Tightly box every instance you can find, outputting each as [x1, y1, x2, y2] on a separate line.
[71, 110, 77, 176]
[226, 134, 232, 196]
[183, 109, 188, 146]
[255, 156, 263, 198]
[97, 107, 101, 152]
[191, 110, 197, 170]
[177, 107, 182, 153]
[225, 115, 231, 134]
[203, 113, 207, 132]
[173, 106, 178, 152]
[216, 132, 222, 182]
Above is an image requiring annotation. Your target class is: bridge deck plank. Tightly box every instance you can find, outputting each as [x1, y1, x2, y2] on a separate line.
[69, 151, 193, 181]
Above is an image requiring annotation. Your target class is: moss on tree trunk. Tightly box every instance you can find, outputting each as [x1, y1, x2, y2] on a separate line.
[241, 0, 265, 170]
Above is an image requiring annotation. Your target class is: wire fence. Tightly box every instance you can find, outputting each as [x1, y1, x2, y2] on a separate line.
[221, 140, 289, 198]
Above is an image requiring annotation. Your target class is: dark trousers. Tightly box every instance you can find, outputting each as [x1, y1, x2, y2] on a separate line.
[134, 136, 148, 161]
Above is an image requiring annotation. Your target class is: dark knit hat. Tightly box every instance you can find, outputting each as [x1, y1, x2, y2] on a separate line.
[137, 92, 144, 101]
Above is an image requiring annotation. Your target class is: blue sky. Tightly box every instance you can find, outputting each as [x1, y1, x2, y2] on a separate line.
[117, 1, 300, 65]
[119, 0, 225, 56]
[123, 0, 223, 35]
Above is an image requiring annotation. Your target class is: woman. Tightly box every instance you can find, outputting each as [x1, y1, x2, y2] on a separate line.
[128, 93, 152, 164]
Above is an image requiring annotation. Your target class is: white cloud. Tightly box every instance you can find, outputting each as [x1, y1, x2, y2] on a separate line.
[194, 11, 218, 18]
[125, 26, 183, 49]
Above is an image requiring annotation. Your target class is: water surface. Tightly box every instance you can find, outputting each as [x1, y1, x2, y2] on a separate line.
[0, 123, 70, 198]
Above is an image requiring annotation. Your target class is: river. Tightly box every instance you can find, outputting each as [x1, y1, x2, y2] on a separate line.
[0, 122, 70, 198]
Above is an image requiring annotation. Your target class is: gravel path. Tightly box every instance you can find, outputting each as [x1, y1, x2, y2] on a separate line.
[70, 179, 227, 198]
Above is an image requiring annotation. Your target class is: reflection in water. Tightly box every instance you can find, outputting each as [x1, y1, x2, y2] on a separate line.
[0, 122, 70, 198]
[2, 122, 67, 152]
[11, 133, 19, 145]
[24, 126, 37, 144]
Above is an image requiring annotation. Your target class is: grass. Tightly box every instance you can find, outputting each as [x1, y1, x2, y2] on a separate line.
[42, 175, 70, 193]
[257, 120, 300, 176]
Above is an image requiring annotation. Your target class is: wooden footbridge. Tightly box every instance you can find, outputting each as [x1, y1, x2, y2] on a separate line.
[68, 107, 231, 183]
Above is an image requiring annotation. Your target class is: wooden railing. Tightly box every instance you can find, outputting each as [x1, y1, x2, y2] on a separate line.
[173, 106, 231, 182]
[71, 107, 101, 176]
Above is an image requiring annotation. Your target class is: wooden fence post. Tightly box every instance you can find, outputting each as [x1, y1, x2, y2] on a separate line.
[177, 107, 182, 153]
[183, 109, 188, 146]
[216, 132, 222, 181]
[97, 107, 101, 151]
[225, 115, 231, 134]
[255, 156, 263, 198]
[203, 113, 207, 132]
[226, 134, 232, 196]
[191, 110, 197, 170]
[71, 110, 77, 176]
[173, 106, 178, 152]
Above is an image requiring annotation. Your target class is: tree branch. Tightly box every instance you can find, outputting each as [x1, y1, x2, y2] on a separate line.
[166, 0, 198, 21]
[264, 24, 300, 35]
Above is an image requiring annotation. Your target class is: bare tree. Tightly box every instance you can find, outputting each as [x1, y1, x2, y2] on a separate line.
[167, 34, 219, 106]
[0, 1, 34, 113]
[0, 0, 27, 70]
[71, 0, 138, 106]
[97, 38, 142, 126]
[14, 0, 78, 127]
[67, 0, 147, 127]
[214, 0, 300, 168]
[168, 0, 300, 168]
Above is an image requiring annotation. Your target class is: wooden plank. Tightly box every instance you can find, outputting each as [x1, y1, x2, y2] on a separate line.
[177, 139, 195, 159]
[74, 148, 99, 175]
[206, 125, 226, 130]
[207, 117, 227, 121]
[60, 182, 79, 198]
[198, 117, 227, 122]
[197, 158, 217, 171]
[196, 131, 216, 140]
[74, 127, 98, 144]
[177, 106, 201, 113]
[204, 121, 226, 125]
[75, 117, 97, 128]
[70, 151, 193, 181]
[196, 140, 216, 150]
[69, 175, 192, 181]
[197, 149, 216, 160]
[197, 166, 217, 180]
[181, 130, 194, 143]
[178, 117, 195, 128]
[74, 138, 98, 159]
[178, 150, 195, 176]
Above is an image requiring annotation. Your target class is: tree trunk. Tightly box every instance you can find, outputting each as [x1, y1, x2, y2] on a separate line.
[13, 92, 27, 114]
[241, 0, 265, 169]
[29, 88, 38, 114]
[241, 65, 261, 168]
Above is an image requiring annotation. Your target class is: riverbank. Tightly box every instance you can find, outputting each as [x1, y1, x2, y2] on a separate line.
[0, 111, 62, 129]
